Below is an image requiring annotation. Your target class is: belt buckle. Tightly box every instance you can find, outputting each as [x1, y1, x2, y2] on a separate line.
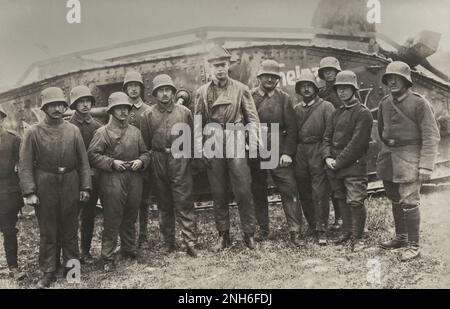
[387, 139, 395, 146]
[57, 167, 66, 174]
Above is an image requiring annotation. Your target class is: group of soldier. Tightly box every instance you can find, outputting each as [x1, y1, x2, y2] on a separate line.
[0, 46, 440, 288]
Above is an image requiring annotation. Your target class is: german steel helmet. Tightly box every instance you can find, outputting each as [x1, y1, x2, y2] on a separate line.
[257, 59, 281, 78]
[382, 61, 413, 87]
[318, 56, 342, 79]
[152, 74, 177, 97]
[0, 105, 7, 118]
[107, 92, 132, 113]
[69, 85, 95, 110]
[334, 70, 359, 90]
[40, 87, 68, 110]
[123, 70, 144, 91]
[295, 71, 319, 93]
[206, 45, 232, 63]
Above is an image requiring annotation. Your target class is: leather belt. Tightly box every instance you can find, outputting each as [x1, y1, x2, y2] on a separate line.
[37, 165, 75, 174]
[384, 138, 421, 147]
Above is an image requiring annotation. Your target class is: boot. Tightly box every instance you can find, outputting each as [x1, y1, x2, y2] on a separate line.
[400, 241, 420, 261]
[317, 231, 327, 246]
[255, 226, 269, 242]
[289, 232, 305, 247]
[161, 242, 176, 255]
[351, 239, 365, 252]
[380, 202, 408, 249]
[185, 243, 198, 258]
[212, 231, 231, 252]
[35, 272, 56, 289]
[401, 205, 421, 262]
[9, 267, 26, 281]
[80, 251, 94, 264]
[334, 232, 352, 245]
[350, 203, 366, 252]
[137, 234, 148, 249]
[243, 234, 256, 250]
[103, 260, 116, 272]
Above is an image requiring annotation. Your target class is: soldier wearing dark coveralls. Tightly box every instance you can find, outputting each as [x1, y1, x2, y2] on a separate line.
[68, 85, 102, 264]
[377, 61, 440, 261]
[123, 70, 152, 248]
[88, 92, 150, 271]
[194, 46, 260, 251]
[317, 56, 343, 230]
[19, 87, 92, 288]
[322, 71, 373, 252]
[141, 74, 198, 257]
[0, 106, 25, 280]
[293, 72, 335, 245]
[249, 59, 303, 245]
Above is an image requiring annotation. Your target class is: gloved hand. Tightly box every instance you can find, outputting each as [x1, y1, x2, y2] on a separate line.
[25, 194, 39, 207]
[325, 158, 336, 170]
[279, 154, 293, 167]
[80, 191, 90, 202]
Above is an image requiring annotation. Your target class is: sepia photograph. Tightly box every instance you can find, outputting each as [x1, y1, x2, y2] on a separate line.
[0, 0, 450, 294]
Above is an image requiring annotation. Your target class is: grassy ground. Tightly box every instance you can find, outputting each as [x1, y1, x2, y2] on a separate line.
[0, 187, 449, 289]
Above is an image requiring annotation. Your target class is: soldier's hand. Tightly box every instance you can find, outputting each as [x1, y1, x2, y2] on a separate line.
[25, 194, 39, 207]
[112, 160, 128, 172]
[80, 191, 90, 202]
[130, 159, 143, 171]
[325, 158, 336, 170]
[279, 154, 293, 167]
[419, 168, 432, 182]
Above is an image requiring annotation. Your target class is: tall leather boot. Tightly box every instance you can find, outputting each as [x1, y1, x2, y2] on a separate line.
[335, 200, 352, 245]
[350, 203, 366, 252]
[380, 202, 408, 249]
[212, 230, 231, 252]
[400, 205, 421, 261]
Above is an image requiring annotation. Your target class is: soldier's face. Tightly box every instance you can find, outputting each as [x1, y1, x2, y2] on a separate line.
[126, 82, 142, 99]
[210, 61, 229, 81]
[156, 86, 174, 104]
[111, 105, 130, 121]
[323, 68, 338, 82]
[259, 74, 280, 90]
[75, 97, 93, 114]
[45, 102, 67, 119]
[386, 75, 408, 96]
[336, 85, 355, 102]
[298, 82, 316, 100]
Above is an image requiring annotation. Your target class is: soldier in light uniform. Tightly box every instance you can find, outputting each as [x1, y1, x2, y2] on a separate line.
[317, 56, 344, 230]
[377, 61, 440, 261]
[68, 85, 102, 264]
[194, 46, 260, 251]
[19, 87, 92, 288]
[141, 74, 197, 257]
[0, 106, 25, 280]
[88, 92, 151, 271]
[249, 60, 303, 245]
[123, 71, 152, 248]
[322, 71, 373, 252]
[293, 72, 335, 245]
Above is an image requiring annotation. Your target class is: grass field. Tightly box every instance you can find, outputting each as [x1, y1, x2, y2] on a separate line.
[1, 187, 449, 289]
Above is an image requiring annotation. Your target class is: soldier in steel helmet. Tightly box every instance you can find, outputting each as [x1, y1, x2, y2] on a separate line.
[19, 87, 92, 288]
[322, 71, 373, 252]
[87, 92, 151, 271]
[293, 72, 335, 245]
[377, 61, 440, 261]
[140, 74, 198, 257]
[249, 59, 303, 245]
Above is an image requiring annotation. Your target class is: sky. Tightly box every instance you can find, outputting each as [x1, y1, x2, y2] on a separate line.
[1, 0, 450, 89]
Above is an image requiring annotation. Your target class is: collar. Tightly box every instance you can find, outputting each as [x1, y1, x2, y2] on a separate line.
[256, 86, 276, 98]
[342, 97, 359, 109]
[72, 111, 93, 124]
[157, 100, 174, 113]
[301, 95, 319, 107]
[44, 116, 64, 126]
[393, 89, 410, 103]
[212, 78, 229, 89]
[107, 115, 128, 130]
[130, 98, 144, 109]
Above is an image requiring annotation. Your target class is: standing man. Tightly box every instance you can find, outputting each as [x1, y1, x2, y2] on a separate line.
[123, 70, 152, 248]
[377, 61, 440, 261]
[0, 106, 25, 280]
[317, 56, 343, 230]
[141, 74, 197, 257]
[88, 92, 150, 271]
[322, 71, 373, 252]
[69, 85, 102, 264]
[293, 72, 335, 245]
[19, 87, 91, 288]
[194, 46, 260, 251]
[249, 59, 303, 245]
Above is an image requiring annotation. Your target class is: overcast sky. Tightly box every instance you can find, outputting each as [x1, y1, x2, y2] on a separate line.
[1, 0, 449, 89]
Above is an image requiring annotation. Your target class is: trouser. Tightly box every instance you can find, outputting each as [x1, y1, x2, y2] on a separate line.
[79, 175, 99, 254]
[383, 180, 421, 244]
[329, 174, 368, 240]
[294, 143, 330, 232]
[99, 171, 143, 262]
[207, 157, 257, 236]
[138, 178, 151, 239]
[152, 153, 196, 246]
[250, 160, 302, 232]
[35, 170, 80, 273]
[0, 192, 22, 269]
